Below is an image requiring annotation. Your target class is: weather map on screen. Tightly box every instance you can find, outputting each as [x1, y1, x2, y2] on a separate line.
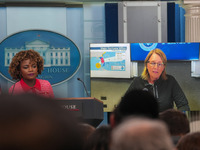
[90, 43, 131, 78]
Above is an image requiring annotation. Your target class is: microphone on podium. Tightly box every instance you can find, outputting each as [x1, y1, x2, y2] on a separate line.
[77, 78, 90, 97]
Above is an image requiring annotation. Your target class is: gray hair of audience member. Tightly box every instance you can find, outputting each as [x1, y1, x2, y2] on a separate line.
[110, 117, 174, 150]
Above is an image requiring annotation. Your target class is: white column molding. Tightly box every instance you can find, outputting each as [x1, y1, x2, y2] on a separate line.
[183, 1, 200, 133]
[184, 4, 200, 42]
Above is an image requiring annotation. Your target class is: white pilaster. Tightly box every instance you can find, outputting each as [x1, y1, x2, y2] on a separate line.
[184, 4, 200, 42]
[184, 1, 200, 133]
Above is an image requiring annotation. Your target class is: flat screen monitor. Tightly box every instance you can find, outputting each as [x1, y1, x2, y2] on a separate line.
[131, 42, 200, 61]
[90, 43, 131, 78]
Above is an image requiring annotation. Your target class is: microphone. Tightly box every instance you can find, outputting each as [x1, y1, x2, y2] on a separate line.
[77, 78, 90, 97]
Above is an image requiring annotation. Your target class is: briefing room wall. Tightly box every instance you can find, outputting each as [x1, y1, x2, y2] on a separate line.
[0, 1, 200, 114]
[0, 6, 91, 98]
[90, 1, 200, 112]
[91, 1, 169, 112]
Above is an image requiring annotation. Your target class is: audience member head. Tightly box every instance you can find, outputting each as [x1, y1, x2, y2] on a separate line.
[159, 109, 190, 145]
[159, 109, 190, 135]
[176, 132, 200, 150]
[78, 123, 96, 146]
[110, 89, 159, 127]
[110, 117, 174, 150]
[0, 93, 83, 150]
[84, 125, 112, 150]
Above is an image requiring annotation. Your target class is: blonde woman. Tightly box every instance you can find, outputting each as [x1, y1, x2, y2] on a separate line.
[125, 48, 189, 112]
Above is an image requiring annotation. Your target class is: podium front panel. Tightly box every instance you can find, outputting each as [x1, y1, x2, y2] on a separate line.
[56, 97, 104, 127]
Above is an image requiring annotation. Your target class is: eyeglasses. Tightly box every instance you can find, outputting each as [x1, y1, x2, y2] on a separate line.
[148, 61, 164, 68]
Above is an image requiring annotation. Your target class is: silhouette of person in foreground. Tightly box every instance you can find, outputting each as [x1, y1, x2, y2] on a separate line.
[0, 93, 83, 150]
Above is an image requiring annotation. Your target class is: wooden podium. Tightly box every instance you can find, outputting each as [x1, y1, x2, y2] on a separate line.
[56, 97, 104, 127]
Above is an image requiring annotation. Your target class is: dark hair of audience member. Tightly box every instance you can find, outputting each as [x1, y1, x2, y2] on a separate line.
[111, 89, 159, 127]
[159, 109, 190, 136]
[78, 123, 96, 147]
[0, 93, 83, 150]
[176, 132, 200, 150]
[159, 109, 190, 145]
[84, 125, 112, 150]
